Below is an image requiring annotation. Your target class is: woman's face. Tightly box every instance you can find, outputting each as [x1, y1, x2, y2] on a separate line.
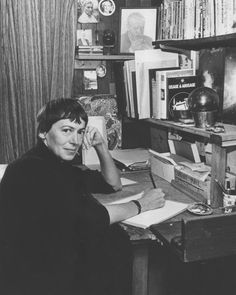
[40, 119, 86, 161]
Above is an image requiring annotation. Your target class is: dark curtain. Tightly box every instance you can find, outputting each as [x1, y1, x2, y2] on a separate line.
[0, 0, 77, 163]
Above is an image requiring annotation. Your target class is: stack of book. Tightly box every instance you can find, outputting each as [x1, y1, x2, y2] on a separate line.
[78, 45, 103, 55]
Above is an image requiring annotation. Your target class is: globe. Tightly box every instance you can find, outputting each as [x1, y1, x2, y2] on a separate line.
[187, 86, 219, 112]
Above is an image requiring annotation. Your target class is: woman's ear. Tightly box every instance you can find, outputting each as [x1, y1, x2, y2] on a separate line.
[38, 132, 46, 140]
[39, 132, 48, 146]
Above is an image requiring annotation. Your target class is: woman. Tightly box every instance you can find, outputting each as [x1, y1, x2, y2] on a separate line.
[0, 98, 165, 295]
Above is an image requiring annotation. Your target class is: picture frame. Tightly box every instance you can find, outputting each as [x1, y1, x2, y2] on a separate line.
[98, 0, 116, 16]
[119, 8, 157, 54]
[77, 0, 100, 24]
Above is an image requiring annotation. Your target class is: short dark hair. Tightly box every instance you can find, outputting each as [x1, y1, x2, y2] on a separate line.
[37, 98, 88, 135]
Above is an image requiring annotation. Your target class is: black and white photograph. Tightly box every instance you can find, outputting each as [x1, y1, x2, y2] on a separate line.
[119, 8, 157, 54]
[83, 70, 98, 90]
[98, 0, 116, 16]
[96, 64, 107, 77]
[78, 0, 99, 23]
[77, 29, 92, 46]
[2, 1, 236, 295]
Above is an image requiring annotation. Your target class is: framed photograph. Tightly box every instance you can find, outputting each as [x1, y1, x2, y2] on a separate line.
[98, 0, 116, 16]
[78, 0, 99, 24]
[119, 8, 157, 54]
[96, 64, 107, 78]
[83, 70, 98, 90]
[77, 29, 92, 46]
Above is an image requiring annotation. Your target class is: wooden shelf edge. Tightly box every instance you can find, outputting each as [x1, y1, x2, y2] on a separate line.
[75, 54, 134, 61]
[153, 33, 236, 50]
[145, 118, 236, 144]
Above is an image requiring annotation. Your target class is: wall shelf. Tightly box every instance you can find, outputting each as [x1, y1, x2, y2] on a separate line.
[153, 33, 236, 50]
[75, 54, 134, 61]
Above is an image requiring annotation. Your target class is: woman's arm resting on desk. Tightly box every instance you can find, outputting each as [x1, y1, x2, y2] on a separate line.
[104, 188, 165, 224]
[83, 126, 122, 191]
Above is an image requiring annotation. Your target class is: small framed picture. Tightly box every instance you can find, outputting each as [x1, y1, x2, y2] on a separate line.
[77, 29, 92, 46]
[119, 8, 157, 54]
[98, 0, 116, 16]
[96, 64, 107, 78]
[83, 70, 98, 90]
[78, 0, 99, 24]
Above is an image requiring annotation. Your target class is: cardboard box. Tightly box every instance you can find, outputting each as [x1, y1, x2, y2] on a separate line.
[149, 149, 191, 183]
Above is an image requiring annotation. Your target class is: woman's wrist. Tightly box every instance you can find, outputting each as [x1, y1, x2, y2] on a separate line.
[131, 200, 142, 215]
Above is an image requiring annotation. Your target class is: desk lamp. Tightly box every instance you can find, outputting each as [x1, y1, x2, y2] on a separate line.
[187, 86, 219, 128]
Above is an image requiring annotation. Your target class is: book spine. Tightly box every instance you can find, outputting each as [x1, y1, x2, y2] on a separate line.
[160, 72, 167, 119]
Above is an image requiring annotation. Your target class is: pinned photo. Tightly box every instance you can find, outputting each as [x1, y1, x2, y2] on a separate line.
[96, 64, 106, 78]
[98, 0, 115, 16]
[83, 70, 98, 90]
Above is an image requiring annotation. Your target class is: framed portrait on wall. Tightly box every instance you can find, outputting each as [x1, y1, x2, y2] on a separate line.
[78, 0, 100, 24]
[119, 8, 157, 54]
[98, 0, 116, 16]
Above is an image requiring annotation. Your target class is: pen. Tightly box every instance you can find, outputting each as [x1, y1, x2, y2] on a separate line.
[149, 171, 157, 188]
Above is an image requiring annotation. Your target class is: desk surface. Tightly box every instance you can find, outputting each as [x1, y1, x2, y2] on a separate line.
[95, 171, 236, 262]
[94, 171, 193, 241]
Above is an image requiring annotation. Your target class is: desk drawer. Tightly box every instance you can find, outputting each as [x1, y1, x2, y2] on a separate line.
[151, 212, 236, 262]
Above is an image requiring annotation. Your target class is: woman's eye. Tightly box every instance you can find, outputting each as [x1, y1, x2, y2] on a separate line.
[62, 128, 72, 134]
[78, 130, 85, 135]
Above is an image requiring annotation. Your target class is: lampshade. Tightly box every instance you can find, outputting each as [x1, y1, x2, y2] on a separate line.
[187, 86, 219, 112]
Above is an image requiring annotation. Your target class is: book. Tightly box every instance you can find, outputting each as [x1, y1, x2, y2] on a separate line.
[156, 69, 195, 119]
[135, 49, 179, 119]
[110, 148, 150, 172]
[108, 193, 189, 229]
[166, 75, 198, 120]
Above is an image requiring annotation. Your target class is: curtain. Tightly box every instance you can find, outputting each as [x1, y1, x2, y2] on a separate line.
[0, 0, 77, 163]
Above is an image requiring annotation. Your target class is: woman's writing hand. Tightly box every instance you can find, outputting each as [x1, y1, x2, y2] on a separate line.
[83, 126, 105, 150]
[139, 188, 165, 213]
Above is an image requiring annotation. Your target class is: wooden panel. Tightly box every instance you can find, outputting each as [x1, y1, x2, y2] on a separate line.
[150, 126, 169, 152]
[210, 144, 226, 207]
[183, 213, 236, 262]
[132, 242, 149, 295]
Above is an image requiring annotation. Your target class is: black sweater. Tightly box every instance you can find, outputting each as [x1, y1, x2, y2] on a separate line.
[0, 141, 131, 295]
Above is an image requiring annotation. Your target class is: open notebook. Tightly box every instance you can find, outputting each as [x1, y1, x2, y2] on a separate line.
[108, 193, 189, 229]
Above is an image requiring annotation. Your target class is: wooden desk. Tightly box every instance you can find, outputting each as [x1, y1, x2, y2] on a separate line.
[95, 170, 236, 295]
[95, 170, 193, 295]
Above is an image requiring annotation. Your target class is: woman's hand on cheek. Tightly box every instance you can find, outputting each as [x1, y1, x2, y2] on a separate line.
[83, 126, 104, 150]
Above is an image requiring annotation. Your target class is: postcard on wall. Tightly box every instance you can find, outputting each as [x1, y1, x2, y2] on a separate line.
[83, 70, 98, 90]
[198, 48, 226, 118]
[223, 48, 236, 124]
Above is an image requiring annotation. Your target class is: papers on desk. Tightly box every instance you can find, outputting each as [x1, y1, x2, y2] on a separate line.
[0, 164, 7, 182]
[109, 193, 189, 229]
[121, 177, 137, 186]
[110, 148, 150, 171]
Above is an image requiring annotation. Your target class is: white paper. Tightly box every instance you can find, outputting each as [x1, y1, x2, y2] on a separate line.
[109, 193, 189, 229]
[82, 116, 107, 167]
[121, 177, 137, 186]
